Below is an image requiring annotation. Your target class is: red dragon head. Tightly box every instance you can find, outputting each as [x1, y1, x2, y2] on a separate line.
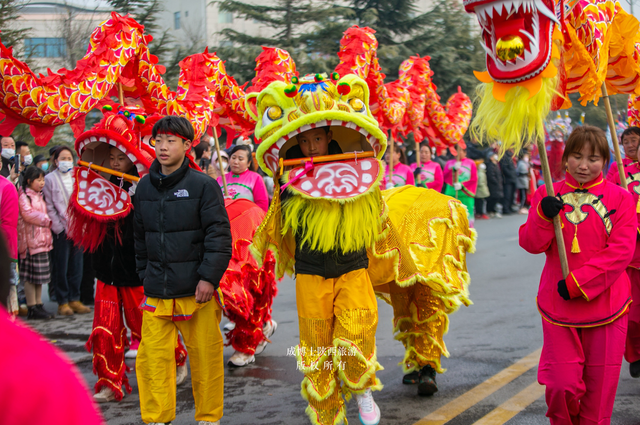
[68, 105, 156, 251]
[464, 0, 559, 84]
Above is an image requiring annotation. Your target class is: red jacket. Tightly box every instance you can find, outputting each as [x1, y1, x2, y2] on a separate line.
[519, 173, 636, 327]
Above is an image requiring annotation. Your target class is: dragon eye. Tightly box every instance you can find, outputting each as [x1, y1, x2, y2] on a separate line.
[349, 98, 365, 113]
[263, 106, 283, 126]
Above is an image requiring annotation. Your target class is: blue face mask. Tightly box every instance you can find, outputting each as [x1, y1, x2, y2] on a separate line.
[41, 163, 49, 172]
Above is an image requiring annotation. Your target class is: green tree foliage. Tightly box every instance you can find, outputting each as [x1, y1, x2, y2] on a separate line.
[214, 0, 352, 83]
[405, 0, 485, 100]
[0, 0, 30, 50]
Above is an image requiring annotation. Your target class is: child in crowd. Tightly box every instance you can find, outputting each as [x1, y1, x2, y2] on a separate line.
[519, 125, 636, 424]
[17, 166, 53, 320]
[474, 159, 490, 220]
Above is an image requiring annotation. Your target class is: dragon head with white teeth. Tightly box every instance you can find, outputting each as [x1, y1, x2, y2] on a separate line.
[67, 104, 156, 251]
[465, 0, 564, 153]
[466, 0, 559, 83]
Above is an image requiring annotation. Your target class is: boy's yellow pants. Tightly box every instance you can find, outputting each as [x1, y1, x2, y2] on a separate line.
[296, 268, 382, 425]
[137, 298, 223, 424]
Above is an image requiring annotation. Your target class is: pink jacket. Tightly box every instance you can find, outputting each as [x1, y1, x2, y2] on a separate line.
[217, 169, 270, 212]
[519, 173, 636, 327]
[606, 158, 633, 185]
[0, 307, 105, 425]
[18, 188, 52, 258]
[410, 161, 443, 191]
[443, 158, 478, 196]
[0, 176, 18, 260]
[383, 162, 415, 188]
[619, 160, 640, 268]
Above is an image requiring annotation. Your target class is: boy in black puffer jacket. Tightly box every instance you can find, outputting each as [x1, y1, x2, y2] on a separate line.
[133, 116, 232, 425]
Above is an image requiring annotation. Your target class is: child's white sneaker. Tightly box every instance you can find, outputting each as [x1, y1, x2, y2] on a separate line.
[356, 389, 381, 425]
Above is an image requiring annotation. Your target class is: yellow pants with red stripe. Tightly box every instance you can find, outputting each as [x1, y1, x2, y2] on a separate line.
[296, 269, 382, 425]
[137, 298, 223, 424]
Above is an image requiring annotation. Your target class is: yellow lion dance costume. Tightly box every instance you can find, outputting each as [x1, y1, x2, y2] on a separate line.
[249, 72, 476, 425]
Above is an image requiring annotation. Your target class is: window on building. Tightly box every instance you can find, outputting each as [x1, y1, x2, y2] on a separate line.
[219, 11, 233, 23]
[24, 38, 66, 58]
[174, 11, 181, 30]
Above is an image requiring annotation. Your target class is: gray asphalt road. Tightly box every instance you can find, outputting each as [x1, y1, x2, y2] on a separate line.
[29, 213, 640, 425]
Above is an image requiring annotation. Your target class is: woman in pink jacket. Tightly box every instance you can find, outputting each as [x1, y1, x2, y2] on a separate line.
[18, 166, 54, 320]
[519, 126, 637, 425]
[384, 143, 415, 188]
[410, 142, 443, 192]
[217, 145, 269, 212]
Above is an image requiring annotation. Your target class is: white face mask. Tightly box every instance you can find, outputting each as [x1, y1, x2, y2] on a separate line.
[1, 148, 15, 160]
[58, 160, 74, 173]
[23, 154, 33, 166]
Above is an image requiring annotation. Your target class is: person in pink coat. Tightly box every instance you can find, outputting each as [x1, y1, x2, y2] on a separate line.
[519, 126, 637, 425]
[18, 166, 54, 319]
[410, 141, 443, 191]
[443, 145, 478, 227]
[606, 126, 638, 184]
[384, 143, 415, 188]
[217, 145, 269, 212]
[609, 127, 640, 378]
[0, 173, 18, 315]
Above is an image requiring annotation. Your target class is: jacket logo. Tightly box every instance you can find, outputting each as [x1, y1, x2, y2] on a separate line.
[174, 189, 189, 198]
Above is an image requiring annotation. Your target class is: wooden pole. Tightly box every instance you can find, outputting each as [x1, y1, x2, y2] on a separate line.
[212, 128, 229, 197]
[536, 139, 570, 278]
[282, 151, 374, 167]
[415, 141, 422, 186]
[602, 82, 627, 189]
[388, 137, 394, 189]
[454, 144, 462, 198]
[117, 83, 125, 107]
[78, 160, 140, 182]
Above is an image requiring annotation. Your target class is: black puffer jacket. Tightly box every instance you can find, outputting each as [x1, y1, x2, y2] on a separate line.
[500, 151, 518, 184]
[485, 159, 504, 199]
[92, 171, 140, 287]
[133, 157, 232, 298]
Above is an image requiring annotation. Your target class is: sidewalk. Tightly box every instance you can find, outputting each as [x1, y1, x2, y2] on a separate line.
[19, 298, 94, 364]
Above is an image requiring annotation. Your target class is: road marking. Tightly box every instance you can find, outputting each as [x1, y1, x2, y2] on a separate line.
[471, 381, 546, 425]
[413, 348, 542, 425]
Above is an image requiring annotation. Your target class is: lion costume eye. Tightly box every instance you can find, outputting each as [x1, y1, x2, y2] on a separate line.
[349, 98, 365, 113]
[263, 106, 283, 126]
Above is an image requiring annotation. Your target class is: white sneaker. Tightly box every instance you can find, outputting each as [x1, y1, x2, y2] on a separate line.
[124, 349, 138, 359]
[356, 389, 381, 425]
[223, 321, 236, 331]
[176, 364, 188, 386]
[93, 386, 118, 403]
[228, 350, 255, 367]
[254, 319, 278, 355]
[198, 422, 220, 425]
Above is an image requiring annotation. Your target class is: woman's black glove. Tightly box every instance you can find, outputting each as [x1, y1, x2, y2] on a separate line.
[540, 196, 564, 218]
[557, 279, 571, 300]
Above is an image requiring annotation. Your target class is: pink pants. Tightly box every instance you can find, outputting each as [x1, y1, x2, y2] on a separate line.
[538, 315, 627, 425]
[625, 267, 640, 363]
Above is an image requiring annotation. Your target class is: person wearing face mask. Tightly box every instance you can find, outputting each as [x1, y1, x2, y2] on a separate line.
[0, 136, 16, 179]
[42, 146, 90, 317]
[33, 155, 49, 172]
[15, 141, 32, 172]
